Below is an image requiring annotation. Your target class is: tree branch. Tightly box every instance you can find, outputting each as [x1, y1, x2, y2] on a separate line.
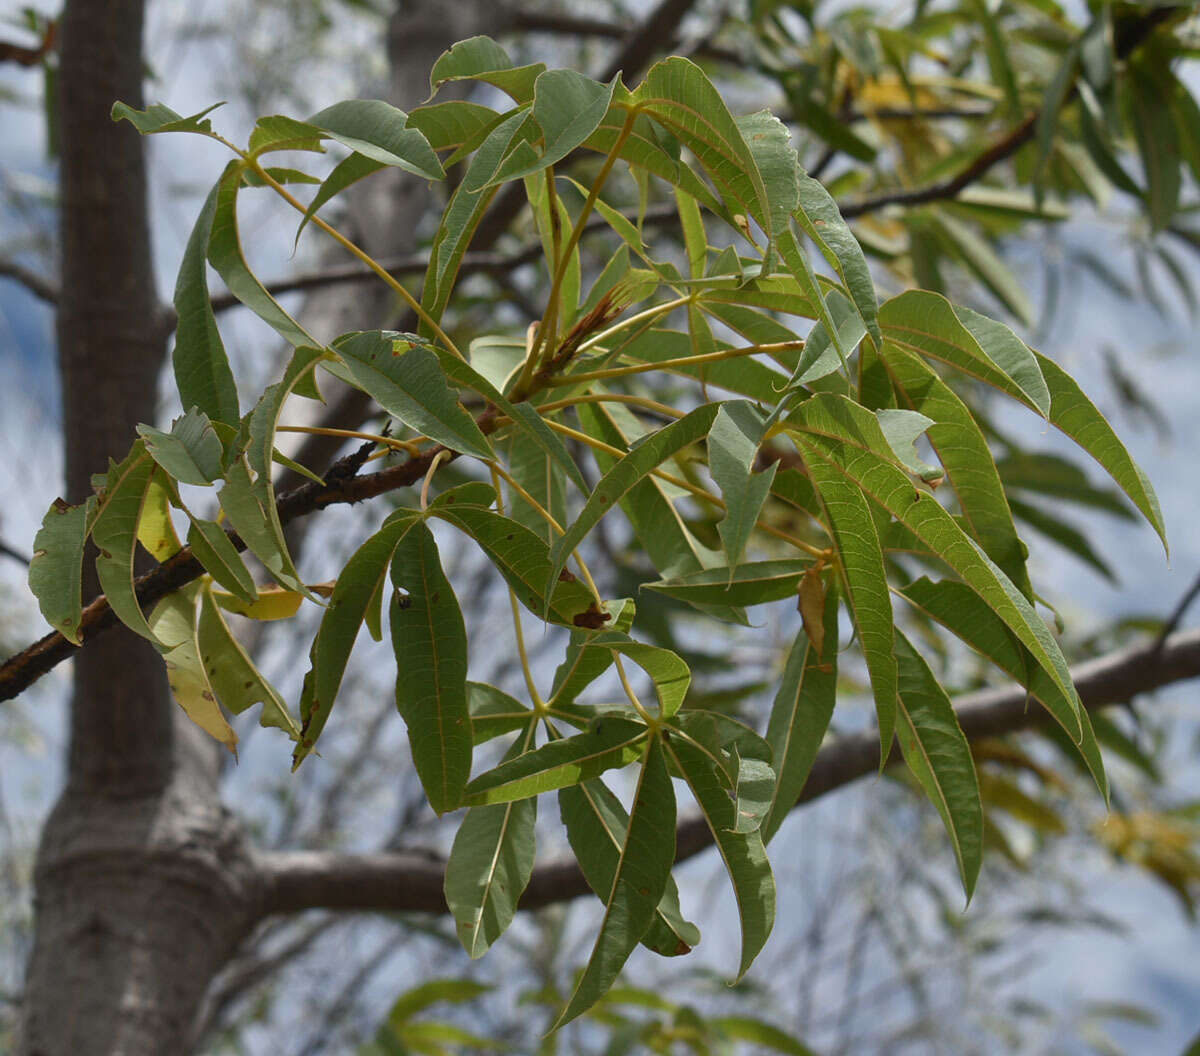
[838, 6, 1178, 220]
[0, 259, 59, 306]
[255, 627, 1200, 918]
[510, 8, 740, 66]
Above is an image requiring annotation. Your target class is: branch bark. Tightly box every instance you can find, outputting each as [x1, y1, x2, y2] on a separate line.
[255, 627, 1200, 918]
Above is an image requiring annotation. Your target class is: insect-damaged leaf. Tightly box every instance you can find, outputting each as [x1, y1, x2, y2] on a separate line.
[389, 521, 472, 814]
[553, 736, 676, 1029]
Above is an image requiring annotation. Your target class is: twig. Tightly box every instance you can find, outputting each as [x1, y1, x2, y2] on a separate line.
[0, 540, 30, 567]
[0, 259, 59, 306]
[511, 9, 741, 66]
[1151, 570, 1200, 657]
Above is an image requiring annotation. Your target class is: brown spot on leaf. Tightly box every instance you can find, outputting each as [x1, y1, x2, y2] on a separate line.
[557, 569, 577, 582]
[572, 604, 611, 630]
[52, 497, 71, 513]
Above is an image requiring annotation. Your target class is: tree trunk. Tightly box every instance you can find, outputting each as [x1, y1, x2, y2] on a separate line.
[18, 2, 503, 1052]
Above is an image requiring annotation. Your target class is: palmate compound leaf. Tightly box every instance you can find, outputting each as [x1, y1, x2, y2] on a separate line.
[761, 585, 839, 843]
[388, 520, 473, 815]
[893, 630, 983, 900]
[546, 403, 721, 600]
[29, 495, 95, 644]
[444, 731, 538, 958]
[662, 731, 775, 981]
[788, 394, 1085, 740]
[218, 346, 327, 597]
[332, 332, 492, 460]
[293, 511, 422, 769]
[560, 778, 700, 958]
[552, 735, 676, 1030]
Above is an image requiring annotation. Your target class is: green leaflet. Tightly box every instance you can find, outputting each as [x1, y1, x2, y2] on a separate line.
[560, 779, 700, 958]
[29, 496, 94, 644]
[219, 346, 326, 595]
[1124, 60, 1181, 232]
[798, 440, 896, 757]
[468, 682, 533, 745]
[712, 1015, 820, 1055]
[793, 166, 881, 346]
[431, 504, 606, 630]
[547, 403, 721, 596]
[785, 288, 867, 391]
[137, 407, 224, 486]
[111, 100, 224, 136]
[445, 734, 538, 958]
[776, 227, 848, 373]
[389, 521, 473, 815]
[708, 402, 776, 568]
[899, 576, 1107, 800]
[523, 172, 580, 326]
[421, 109, 527, 330]
[464, 718, 647, 806]
[663, 734, 774, 981]
[406, 100, 501, 153]
[306, 99, 444, 180]
[606, 640, 691, 719]
[172, 181, 240, 426]
[91, 442, 163, 644]
[874, 408, 939, 482]
[293, 514, 421, 769]
[645, 560, 812, 608]
[185, 519, 257, 604]
[428, 36, 544, 102]
[196, 585, 299, 738]
[734, 110, 799, 265]
[762, 590, 839, 843]
[790, 394, 1084, 739]
[553, 736, 676, 1029]
[880, 342, 1032, 597]
[1032, 351, 1166, 552]
[879, 290, 1051, 415]
[635, 58, 771, 240]
[893, 630, 983, 900]
[149, 584, 238, 753]
[332, 332, 492, 461]
[207, 161, 318, 349]
[245, 114, 324, 157]
[481, 70, 616, 188]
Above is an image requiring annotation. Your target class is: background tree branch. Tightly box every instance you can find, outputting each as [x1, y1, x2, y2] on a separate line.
[254, 627, 1200, 918]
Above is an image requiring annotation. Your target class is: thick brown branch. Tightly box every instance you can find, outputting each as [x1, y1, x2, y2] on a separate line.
[255, 627, 1200, 918]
